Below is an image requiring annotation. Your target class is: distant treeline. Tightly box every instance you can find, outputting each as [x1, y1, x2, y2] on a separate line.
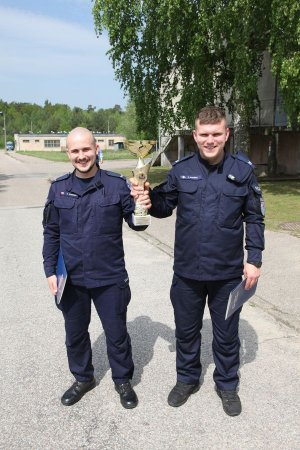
[0, 99, 147, 146]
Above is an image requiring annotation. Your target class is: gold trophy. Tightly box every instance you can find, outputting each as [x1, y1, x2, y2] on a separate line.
[125, 139, 157, 226]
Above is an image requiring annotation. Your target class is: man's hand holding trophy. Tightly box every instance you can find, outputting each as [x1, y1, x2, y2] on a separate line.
[125, 139, 158, 226]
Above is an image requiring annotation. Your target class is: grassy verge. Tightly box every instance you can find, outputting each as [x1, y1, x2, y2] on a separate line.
[260, 180, 300, 235]
[18, 151, 70, 161]
[18, 150, 136, 161]
[118, 169, 300, 236]
[16, 151, 300, 236]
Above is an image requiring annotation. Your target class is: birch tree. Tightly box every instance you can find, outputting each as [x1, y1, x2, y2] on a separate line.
[93, 0, 300, 153]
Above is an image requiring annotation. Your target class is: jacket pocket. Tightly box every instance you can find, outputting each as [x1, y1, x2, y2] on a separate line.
[54, 196, 77, 233]
[93, 194, 122, 233]
[219, 184, 248, 228]
[177, 179, 199, 193]
[176, 179, 201, 221]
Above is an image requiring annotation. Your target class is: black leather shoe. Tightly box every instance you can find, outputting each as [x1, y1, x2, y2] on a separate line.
[215, 387, 242, 416]
[168, 381, 200, 407]
[115, 382, 138, 409]
[61, 378, 96, 406]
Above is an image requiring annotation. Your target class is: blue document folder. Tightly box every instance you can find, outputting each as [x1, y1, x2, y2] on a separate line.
[225, 279, 257, 320]
[55, 248, 68, 305]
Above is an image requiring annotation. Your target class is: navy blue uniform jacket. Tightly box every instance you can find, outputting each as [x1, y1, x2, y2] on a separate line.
[43, 169, 144, 288]
[149, 152, 265, 281]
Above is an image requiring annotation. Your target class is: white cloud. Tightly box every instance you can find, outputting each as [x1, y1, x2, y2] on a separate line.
[0, 6, 112, 76]
[0, 5, 127, 109]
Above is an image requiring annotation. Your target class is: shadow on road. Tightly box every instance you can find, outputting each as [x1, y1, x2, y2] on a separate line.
[92, 315, 258, 386]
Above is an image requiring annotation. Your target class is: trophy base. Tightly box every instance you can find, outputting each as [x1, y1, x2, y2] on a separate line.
[132, 213, 151, 226]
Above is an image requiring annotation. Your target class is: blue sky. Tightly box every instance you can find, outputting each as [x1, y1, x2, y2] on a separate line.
[0, 0, 128, 110]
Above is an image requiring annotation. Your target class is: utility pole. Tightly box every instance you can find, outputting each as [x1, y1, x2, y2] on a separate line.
[0, 111, 7, 150]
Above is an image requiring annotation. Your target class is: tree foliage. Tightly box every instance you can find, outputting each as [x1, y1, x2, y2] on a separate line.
[116, 100, 145, 139]
[270, 0, 300, 124]
[93, 0, 300, 139]
[0, 100, 141, 146]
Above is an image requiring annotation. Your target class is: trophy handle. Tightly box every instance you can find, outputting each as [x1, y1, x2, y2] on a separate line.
[132, 160, 152, 187]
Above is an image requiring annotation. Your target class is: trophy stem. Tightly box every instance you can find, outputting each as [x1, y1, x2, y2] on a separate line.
[125, 140, 156, 227]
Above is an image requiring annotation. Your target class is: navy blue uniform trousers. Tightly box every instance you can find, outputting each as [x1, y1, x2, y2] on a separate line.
[170, 274, 242, 391]
[59, 281, 134, 384]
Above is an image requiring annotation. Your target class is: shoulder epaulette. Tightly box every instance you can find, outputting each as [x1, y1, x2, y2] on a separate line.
[52, 173, 71, 183]
[105, 170, 126, 180]
[234, 151, 255, 168]
[172, 154, 194, 166]
[227, 153, 254, 183]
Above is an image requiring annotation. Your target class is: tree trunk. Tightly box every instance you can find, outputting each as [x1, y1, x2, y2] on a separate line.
[268, 74, 279, 175]
[233, 110, 250, 155]
[267, 132, 278, 175]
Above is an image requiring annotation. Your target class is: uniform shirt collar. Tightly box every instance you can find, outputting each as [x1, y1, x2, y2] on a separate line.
[197, 151, 227, 173]
[65, 168, 103, 193]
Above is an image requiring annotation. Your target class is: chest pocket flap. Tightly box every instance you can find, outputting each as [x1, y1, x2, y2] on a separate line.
[223, 183, 248, 197]
[98, 193, 120, 207]
[177, 179, 199, 193]
[54, 196, 76, 209]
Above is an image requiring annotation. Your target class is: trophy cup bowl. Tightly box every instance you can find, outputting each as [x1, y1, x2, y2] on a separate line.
[125, 140, 157, 226]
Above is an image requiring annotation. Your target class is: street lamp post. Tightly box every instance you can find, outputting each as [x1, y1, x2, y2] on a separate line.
[0, 111, 7, 151]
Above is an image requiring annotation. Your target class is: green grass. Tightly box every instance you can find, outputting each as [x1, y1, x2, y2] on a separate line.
[17, 151, 300, 235]
[19, 151, 70, 161]
[18, 149, 136, 161]
[260, 180, 300, 235]
[116, 169, 300, 236]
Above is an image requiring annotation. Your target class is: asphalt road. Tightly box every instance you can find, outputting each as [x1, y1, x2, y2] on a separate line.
[0, 151, 299, 450]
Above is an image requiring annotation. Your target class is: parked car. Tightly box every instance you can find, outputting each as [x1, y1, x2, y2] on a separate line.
[6, 141, 14, 151]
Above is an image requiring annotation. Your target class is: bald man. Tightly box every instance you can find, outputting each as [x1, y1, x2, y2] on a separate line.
[43, 127, 150, 408]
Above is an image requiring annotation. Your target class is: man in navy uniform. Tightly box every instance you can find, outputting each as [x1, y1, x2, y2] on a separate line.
[131, 106, 265, 416]
[43, 127, 150, 408]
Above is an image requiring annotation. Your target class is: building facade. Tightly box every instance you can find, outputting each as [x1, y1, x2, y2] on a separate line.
[160, 52, 300, 176]
[14, 133, 126, 152]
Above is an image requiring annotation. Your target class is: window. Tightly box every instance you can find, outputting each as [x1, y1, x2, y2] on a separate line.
[44, 140, 60, 148]
[97, 139, 104, 142]
[35, 140, 40, 142]
[22, 140, 29, 143]
[108, 139, 114, 146]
